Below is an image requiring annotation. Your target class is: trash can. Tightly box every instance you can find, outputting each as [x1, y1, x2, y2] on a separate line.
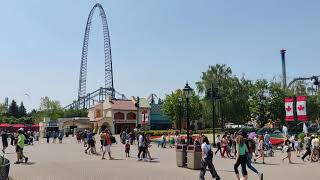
[176, 144, 187, 167]
[187, 145, 202, 170]
[0, 156, 10, 180]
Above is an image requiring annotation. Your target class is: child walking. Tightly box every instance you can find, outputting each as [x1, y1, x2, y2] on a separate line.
[125, 140, 130, 158]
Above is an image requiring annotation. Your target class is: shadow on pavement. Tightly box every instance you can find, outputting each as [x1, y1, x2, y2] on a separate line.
[20, 162, 37, 165]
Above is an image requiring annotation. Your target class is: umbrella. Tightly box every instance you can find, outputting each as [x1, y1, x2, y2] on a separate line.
[12, 124, 25, 128]
[32, 124, 39, 127]
[248, 132, 257, 139]
[0, 123, 10, 127]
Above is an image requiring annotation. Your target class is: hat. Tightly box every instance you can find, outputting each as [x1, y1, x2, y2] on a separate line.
[18, 128, 24, 131]
[311, 134, 315, 137]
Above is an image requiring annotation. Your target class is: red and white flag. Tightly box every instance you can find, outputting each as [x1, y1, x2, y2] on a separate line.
[296, 96, 308, 121]
[284, 98, 294, 121]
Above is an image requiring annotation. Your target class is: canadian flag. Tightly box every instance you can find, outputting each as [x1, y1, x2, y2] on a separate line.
[284, 98, 294, 121]
[296, 96, 308, 121]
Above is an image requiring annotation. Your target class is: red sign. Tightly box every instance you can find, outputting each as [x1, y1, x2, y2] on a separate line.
[296, 96, 308, 121]
[284, 98, 294, 121]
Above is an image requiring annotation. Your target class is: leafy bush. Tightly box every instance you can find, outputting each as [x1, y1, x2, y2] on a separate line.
[298, 133, 306, 143]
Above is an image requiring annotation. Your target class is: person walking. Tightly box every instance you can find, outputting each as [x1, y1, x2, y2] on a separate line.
[254, 135, 265, 164]
[125, 140, 130, 158]
[234, 135, 248, 180]
[85, 131, 94, 154]
[246, 137, 263, 180]
[302, 133, 311, 161]
[99, 131, 106, 152]
[53, 131, 58, 143]
[282, 136, 293, 164]
[14, 128, 29, 164]
[221, 135, 229, 158]
[137, 132, 146, 161]
[46, 131, 51, 144]
[1, 131, 9, 153]
[102, 129, 114, 160]
[310, 135, 320, 162]
[215, 135, 222, 156]
[58, 130, 64, 144]
[199, 137, 220, 180]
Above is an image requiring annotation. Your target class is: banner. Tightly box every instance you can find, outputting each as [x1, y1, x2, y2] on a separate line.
[284, 98, 294, 121]
[296, 96, 308, 121]
[140, 110, 149, 124]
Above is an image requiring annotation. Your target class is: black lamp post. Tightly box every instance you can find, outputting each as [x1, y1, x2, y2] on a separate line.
[259, 94, 266, 128]
[135, 97, 140, 128]
[178, 97, 183, 132]
[206, 83, 219, 146]
[183, 83, 193, 145]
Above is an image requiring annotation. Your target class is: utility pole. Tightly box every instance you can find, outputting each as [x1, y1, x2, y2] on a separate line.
[280, 49, 287, 89]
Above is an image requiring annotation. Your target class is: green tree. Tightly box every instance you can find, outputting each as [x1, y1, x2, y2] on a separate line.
[161, 89, 202, 128]
[307, 95, 320, 121]
[38, 96, 63, 120]
[8, 100, 19, 118]
[62, 109, 88, 118]
[268, 82, 292, 125]
[196, 64, 252, 126]
[18, 102, 27, 118]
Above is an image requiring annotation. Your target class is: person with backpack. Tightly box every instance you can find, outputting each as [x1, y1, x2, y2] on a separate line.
[246, 137, 263, 180]
[199, 137, 220, 180]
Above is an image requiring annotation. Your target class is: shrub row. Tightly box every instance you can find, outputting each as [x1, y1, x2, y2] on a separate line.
[143, 128, 258, 136]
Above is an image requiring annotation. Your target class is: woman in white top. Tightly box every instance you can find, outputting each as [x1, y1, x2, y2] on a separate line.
[254, 135, 265, 164]
[199, 137, 220, 180]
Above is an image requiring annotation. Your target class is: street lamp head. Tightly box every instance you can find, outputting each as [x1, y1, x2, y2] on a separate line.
[183, 82, 193, 98]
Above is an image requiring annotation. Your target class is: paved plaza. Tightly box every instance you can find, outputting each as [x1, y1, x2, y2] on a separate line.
[3, 136, 320, 180]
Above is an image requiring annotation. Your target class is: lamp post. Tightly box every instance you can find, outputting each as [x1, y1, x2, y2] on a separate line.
[178, 97, 183, 132]
[135, 97, 140, 129]
[183, 83, 193, 145]
[207, 83, 219, 146]
[259, 94, 266, 128]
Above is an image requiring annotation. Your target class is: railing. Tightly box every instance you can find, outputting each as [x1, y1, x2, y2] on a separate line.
[0, 156, 10, 180]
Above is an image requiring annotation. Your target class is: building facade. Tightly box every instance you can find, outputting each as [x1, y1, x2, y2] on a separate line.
[149, 102, 172, 130]
[88, 97, 151, 134]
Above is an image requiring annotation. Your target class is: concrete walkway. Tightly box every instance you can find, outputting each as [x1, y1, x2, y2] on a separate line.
[2, 136, 320, 180]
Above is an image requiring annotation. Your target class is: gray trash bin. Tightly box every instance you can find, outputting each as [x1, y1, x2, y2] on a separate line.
[176, 144, 187, 167]
[187, 145, 202, 170]
[0, 156, 10, 180]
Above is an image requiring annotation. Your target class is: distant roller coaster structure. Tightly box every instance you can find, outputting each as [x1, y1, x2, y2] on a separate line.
[65, 3, 125, 109]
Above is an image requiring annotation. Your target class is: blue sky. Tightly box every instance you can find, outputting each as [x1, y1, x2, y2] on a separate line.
[1, 0, 320, 110]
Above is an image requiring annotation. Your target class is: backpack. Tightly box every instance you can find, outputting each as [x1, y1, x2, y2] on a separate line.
[206, 145, 213, 159]
[111, 135, 116, 144]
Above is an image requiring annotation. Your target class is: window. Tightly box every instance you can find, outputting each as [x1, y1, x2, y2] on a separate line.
[114, 112, 124, 120]
[95, 109, 102, 118]
[127, 112, 136, 120]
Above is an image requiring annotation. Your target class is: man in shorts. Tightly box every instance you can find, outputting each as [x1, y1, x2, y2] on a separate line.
[15, 128, 29, 164]
[102, 129, 113, 160]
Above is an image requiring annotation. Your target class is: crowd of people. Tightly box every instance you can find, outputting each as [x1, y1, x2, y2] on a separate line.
[45, 130, 65, 144]
[2, 125, 320, 180]
[0, 128, 39, 164]
[75, 128, 156, 162]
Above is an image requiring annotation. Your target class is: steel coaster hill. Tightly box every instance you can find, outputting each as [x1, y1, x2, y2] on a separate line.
[65, 3, 125, 110]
